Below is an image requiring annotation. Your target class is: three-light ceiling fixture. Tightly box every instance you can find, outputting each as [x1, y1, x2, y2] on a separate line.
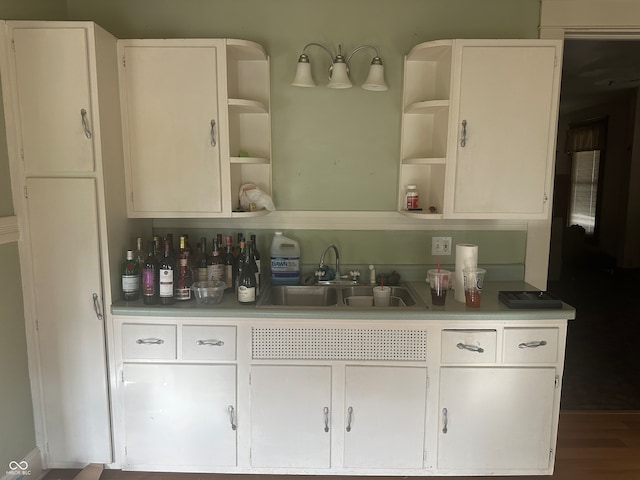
[291, 43, 388, 91]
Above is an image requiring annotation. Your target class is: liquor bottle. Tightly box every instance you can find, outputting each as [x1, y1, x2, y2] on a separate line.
[196, 237, 209, 282]
[153, 235, 162, 262]
[175, 235, 193, 301]
[121, 250, 140, 301]
[166, 233, 176, 258]
[224, 235, 235, 292]
[207, 237, 225, 281]
[142, 240, 158, 305]
[250, 234, 261, 293]
[216, 233, 225, 263]
[237, 241, 257, 305]
[133, 236, 146, 270]
[158, 237, 175, 305]
[235, 239, 246, 292]
[247, 238, 260, 296]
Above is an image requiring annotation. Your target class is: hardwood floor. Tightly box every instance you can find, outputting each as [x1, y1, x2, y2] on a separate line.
[42, 411, 640, 480]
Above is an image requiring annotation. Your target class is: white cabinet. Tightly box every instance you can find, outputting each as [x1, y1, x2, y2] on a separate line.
[122, 363, 237, 468]
[2, 21, 138, 467]
[444, 40, 562, 219]
[438, 367, 557, 472]
[249, 365, 332, 469]
[343, 366, 427, 469]
[118, 38, 271, 218]
[399, 39, 562, 219]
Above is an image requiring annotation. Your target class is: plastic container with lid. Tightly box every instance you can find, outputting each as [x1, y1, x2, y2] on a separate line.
[270, 232, 301, 285]
[405, 185, 420, 210]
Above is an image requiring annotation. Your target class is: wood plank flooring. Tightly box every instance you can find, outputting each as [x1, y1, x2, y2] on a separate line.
[42, 411, 640, 480]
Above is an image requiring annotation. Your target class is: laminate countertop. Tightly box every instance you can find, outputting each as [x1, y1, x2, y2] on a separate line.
[111, 281, 575, 321]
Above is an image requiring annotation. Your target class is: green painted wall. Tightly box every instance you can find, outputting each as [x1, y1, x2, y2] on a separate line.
[67, 0, 540, 210]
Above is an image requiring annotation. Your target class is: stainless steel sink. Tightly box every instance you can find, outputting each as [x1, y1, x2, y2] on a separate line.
[265, 285, 339, 307]
[257, 284, 425, 309]
[341, 285, 418, 307]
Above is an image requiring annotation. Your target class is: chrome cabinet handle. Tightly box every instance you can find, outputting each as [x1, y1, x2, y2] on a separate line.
[460, 119, 467, 147]
[457, 342, 484, 353]
[136, 338, 164, 345]
[346, 406, 353, 432]
[196, 339, 224, 347]
[518, 340, 547, 349]
[81, 108, 92, 139]
[91, 293, 103, 321]
[323, 406, 330, 433]
[442, 407, 448, 434]
[228, 405, 237, 430]
[210, 119, 217, 147]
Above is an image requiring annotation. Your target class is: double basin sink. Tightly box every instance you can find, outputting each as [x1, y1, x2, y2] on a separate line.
[257, 284, 426, 309]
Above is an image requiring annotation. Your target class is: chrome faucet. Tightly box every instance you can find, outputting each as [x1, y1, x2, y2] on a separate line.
[319, 244, 340, 280]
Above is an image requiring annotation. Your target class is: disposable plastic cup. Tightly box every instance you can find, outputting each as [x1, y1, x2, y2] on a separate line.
[427, 269, 450, 306]
[463, 267, 486, 308]
[372, 286, 391, 307]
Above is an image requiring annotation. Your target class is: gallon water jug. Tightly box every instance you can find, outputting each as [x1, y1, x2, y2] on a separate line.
[270, 232, 300, 285]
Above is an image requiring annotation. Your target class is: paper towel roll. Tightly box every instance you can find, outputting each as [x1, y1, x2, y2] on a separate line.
[454, 244, 478, 302]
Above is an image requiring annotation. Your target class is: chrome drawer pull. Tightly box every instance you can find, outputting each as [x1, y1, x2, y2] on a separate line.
[442, 407, 448, 434]
[92, 293, 103, 321]
[518, 340, 547, 349]
[136, 338, 164, 345]
[196, 339, 224, 347]
[323, 406, 330, 433]
[346, 406, 353, 432]
[81, 108, 92, 139]
[210, 119, 217, 147]
[228, 405, 237, 430]
[457, 342, 484, 353]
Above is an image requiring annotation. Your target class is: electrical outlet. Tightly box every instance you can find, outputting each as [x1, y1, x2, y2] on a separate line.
[432, 236, 452, 256]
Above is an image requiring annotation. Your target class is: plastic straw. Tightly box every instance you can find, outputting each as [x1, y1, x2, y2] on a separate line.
[437, 258, 441, 273]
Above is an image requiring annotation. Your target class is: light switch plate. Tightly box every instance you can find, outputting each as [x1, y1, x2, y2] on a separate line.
[432, 237, 452, 255]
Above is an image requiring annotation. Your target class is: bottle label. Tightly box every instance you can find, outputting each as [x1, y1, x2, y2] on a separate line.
[122, 275, 140, 293]
[270, 257, 300, 278]
[198, 267, 208, 283]
[175, 287, 191, 300]
[207, 263, 225, 281]
[159, 269, 174, 297]
[142, 269, 155, 296]
[238, 285, 256, 303]
[406, 192, 419, 210]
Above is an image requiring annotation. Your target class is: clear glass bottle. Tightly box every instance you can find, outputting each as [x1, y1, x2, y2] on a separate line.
[235, 238, 246, 292]
[224, 235, 235, 292]
[121, 250, 140, 301]
[133, 236, 146, 270]
[250, 234, 261, 293]
[175, 235, 193, 301]
[142, 240, 158, 305]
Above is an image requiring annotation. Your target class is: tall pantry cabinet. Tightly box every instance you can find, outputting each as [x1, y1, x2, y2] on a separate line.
[0, 21, 143, 467]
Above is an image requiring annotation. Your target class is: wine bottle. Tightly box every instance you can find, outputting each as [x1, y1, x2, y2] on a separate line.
[250, 234, 261, 293]
[121, 250, 140, 301]
[196, 237, 209, 282]
[237, 241, 257, 305]
[133, 236, 146, 270]
[175, 236, 193, 301]
[152, 235, 162, 262]
[235, 238, 246, 292]
[159, 237, 175, 305]
[142, 240, 158, 305]
[224, 235, 235, 292]
[207, 237, 225, 281]
[247, 238, 260, 296]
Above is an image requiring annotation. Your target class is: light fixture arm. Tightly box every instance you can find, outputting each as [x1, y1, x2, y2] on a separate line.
[300, 42, 335, 65]
[346, 45, 383, 66]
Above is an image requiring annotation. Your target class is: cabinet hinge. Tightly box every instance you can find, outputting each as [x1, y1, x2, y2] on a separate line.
[130, 191, 134, 204]
[554, 56, 558, 67]
[122, 55, 126, 68]
[423, 450, 428, 463]
[549, 448, 554, 463]
[20, 148, 24, 161]
[11, 38, 15, 53]
[121, 369, 125, 383]
[555, 375, 560, 388]
[543, 193, 549, 203]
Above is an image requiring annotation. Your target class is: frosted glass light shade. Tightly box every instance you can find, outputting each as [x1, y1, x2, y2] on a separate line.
[362, 63, 388, 91]
[327, 62, 352, 89]
[292, 60, 315, 87]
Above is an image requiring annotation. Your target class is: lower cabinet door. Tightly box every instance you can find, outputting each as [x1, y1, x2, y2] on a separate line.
[438, 367, 556, 472]
[344, 366, 427, 469]
[123, 363, 237, 468]
[250, 365, 332, 468]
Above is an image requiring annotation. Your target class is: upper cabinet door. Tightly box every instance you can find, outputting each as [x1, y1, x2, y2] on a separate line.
[10, 26, 95, 174]
[444, 40, 562, 219]
[118, 40, 224, 217]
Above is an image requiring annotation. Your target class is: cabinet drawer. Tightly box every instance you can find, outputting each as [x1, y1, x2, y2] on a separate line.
[441, 330, 496, 363]
[182, 325, 236, 361]
[122, 324, 177, 360]
[503, 328, 558, 363]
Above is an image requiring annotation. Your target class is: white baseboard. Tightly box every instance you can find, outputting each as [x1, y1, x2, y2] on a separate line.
[2, 448, 45, 480]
